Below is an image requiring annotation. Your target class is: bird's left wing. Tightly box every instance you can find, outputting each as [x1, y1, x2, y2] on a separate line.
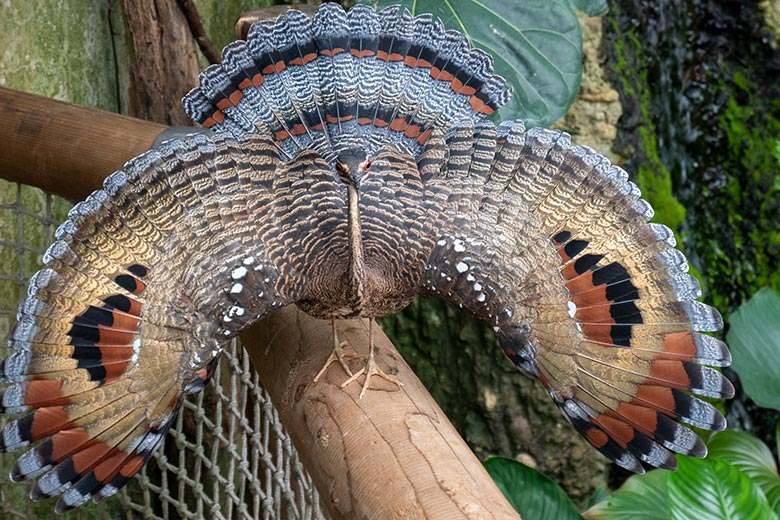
[417, 121, 733, 473]
[0, 133, 346, 512]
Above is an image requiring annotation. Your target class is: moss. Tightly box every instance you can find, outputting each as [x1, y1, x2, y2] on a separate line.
[0, 0, 120, 109]
[605, 0, 780, 457]
[636, 128, 686, 233]
[692, 79, 780, 314]
[607, 15, 686, 243]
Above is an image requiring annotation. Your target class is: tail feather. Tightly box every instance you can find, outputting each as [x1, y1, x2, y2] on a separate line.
[348, 5, 382, 136]
[183, 3, 511, 161]
[363, 6, 415, 150]
[563, 400, 646, 473]
[580, 372, 726, 431]
[270, 10, 329, 148]
[219, 40, 277, 139]
[573, 342, 733, 398]
[313, 3, 358, 139]
[0, 130, 297, 509]
[198, 64, 257, 135]
[1, 379, 140, 453]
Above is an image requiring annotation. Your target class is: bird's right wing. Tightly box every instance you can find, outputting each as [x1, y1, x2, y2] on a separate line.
[418, 121, 733, 473]
[0, 133, 347, 512]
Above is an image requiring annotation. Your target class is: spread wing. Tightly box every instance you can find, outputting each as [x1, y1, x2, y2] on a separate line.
[418, 120, 733, 473]
[0, 133, 347, 512]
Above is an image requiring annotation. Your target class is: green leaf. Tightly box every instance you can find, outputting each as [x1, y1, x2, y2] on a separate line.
[776, 422, 780, 458]
[484, 456, 582, 520]
[565, 0, 609, 16]
[668, 456, 776, 520]
[584, 485, 609, 509]
[583, 470, 670, 519]
[363, 0, 586, 127]
[727, 287, 780, 410]
[708, 429, 780, 515]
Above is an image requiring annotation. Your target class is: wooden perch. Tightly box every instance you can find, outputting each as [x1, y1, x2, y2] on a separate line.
[0, 88, 520, 519]
[244, 307, 520, 519]
[0, 87, 167, 201]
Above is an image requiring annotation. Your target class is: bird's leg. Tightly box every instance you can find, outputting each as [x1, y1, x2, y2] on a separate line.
[314, 319, 365, 382]
[340, 318, 403, 399]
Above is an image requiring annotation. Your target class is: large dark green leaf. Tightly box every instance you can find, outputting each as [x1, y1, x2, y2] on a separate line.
[583, 470, 670, 519]
[484, 456, 582, 520]
[668, 456, 776, 520]
[708, 430, 780, 516]
[363, 0, 592, 127]
[727, 287, 780, 410]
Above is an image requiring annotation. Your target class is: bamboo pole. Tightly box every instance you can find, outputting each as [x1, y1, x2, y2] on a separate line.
[0, 88, 521, 520]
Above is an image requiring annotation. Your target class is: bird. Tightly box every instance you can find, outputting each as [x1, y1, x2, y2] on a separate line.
[0, 2, 733, 513]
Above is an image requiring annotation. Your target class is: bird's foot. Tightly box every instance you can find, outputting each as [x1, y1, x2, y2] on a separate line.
[340, 354, 404, 399]
[313, 339, 366, 382]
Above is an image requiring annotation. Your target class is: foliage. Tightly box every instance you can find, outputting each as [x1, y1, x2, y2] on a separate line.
[362, 0, 607, 127]
[605, 4, 686, 247]
[668, 456, 775, 520]
[490, 447, 780, 519]
[584, 456, 776, 519]
[727, 288, 780, 410]
[708, 429, 780, 515]
[484, 456, 582, 519]
[583, 470, 669, 519]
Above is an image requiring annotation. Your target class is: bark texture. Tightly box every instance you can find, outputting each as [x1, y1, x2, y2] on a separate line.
[121, 0, 201, 124]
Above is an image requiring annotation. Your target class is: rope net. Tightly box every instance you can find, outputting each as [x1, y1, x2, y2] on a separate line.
[0, 179, 328, 519]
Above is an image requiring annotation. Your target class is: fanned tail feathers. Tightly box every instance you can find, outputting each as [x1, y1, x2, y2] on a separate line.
[182, 3, 511, 161]
[1, 1, 732, 512]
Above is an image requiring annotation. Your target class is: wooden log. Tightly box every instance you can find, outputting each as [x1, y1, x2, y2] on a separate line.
[0, 72, 521, 520]
[243, 307, 521, 519]
[0, 86, 167, 201]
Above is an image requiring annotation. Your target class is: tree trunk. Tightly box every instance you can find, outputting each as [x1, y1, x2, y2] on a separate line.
[121, 0, 201, 124]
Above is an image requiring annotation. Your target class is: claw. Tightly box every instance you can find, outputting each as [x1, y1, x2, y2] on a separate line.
[338, 318, 403, 398]
[340, 357, 404, 399]
[314, 321, 366, 382]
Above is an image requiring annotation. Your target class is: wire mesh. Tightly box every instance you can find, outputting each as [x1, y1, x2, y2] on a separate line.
[0, 179, 328, 519]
